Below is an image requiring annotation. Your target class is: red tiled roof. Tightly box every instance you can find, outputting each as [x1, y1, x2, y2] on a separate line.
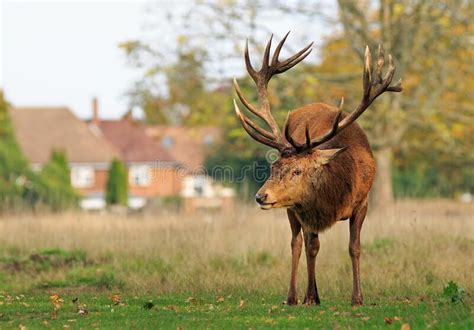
[146, 126, 221, 172]
[10, 107, 119, 164]
[98, 120, 176, 164]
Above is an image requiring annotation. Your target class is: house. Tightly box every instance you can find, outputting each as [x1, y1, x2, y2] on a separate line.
[9, 106, 119, 209]
[146, 126, 234, 212]
[89, 101, 181, 204]
[10, 103, 182, 210]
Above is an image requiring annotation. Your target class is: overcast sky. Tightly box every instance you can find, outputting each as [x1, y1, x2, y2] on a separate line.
[1, 1, 147, 119]
[1, 1, 335, 120]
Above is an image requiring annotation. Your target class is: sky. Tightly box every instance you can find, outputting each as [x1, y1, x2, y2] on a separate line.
[1, 0, 335, 120]
[1, 1, 147, 119]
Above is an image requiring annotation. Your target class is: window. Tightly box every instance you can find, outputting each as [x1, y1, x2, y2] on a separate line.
[203, 133, 214, 146]
[129, 165, 151, 187]
[162, 136, 173, 149]
[193, 176, 205, 196]
[71, 166, 94, 188]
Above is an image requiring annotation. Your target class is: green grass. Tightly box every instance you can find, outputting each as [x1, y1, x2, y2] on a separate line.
[0, 291, 472, 329]
[0, 203, 472, 328]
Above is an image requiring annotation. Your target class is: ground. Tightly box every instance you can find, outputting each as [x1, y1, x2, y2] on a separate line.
[0, 200, 472, 328]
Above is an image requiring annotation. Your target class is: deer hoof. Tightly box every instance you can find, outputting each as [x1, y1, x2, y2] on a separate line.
[286, 296, 298, 306]
[351, 296, 363, 306]
[303, 296, 320, 305]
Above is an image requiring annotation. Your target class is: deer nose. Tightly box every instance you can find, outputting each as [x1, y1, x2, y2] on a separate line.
[255, 193, 268, 204]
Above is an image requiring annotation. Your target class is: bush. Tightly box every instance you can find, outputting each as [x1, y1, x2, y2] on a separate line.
[33, 150, 79, 211]
[106, 158, 128, 206]
[441, 281, 466, 304]
[0, 91, 34, 211]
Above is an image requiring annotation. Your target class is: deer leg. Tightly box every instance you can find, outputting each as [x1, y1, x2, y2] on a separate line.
[303, 231, 321, 305]
[286, 209, 302, 305]
[349, 201, 368, 306]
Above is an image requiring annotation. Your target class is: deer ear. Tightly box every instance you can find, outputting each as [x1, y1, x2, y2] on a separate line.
[318, 147, 347, 165]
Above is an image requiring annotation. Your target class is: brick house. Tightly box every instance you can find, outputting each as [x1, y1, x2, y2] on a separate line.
[146, 125, 234, 212]
[10, 105, 181, 209]
[90, 120, 180, 199]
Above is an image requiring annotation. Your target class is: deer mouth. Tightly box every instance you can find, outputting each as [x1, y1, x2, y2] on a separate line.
[259, 202, 275, 210]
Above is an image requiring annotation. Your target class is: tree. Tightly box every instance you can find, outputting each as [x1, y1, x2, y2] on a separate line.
[336, 0, 472, 208]
[0, 90, 33, 211]
[34, 150, 79, 211]
[106, 159, 128, 206]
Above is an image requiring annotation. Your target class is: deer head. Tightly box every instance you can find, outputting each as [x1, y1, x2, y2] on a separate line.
[233, 33, 402, 209]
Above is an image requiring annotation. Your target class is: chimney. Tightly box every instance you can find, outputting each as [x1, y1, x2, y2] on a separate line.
[92, 97, 99, 126]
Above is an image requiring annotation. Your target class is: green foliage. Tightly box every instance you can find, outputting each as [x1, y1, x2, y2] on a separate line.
[0, 91, 33, 211]
[33, 150, 79, 211]
[441, 281, 466, 304]
[106, 158, 128, 206]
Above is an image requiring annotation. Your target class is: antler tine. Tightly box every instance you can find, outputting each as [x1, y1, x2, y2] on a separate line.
[233, 78, 265, 119]
[375, 45, 384, 84]
[277, 45, 313, 73]
[271, 31, 290, 66]
[244, 39, 257, 82]
[261, 34, 273, 74]
[363, 45, 373, 99]
[234, 100, 284, 151]
[387, 78, 403, 92]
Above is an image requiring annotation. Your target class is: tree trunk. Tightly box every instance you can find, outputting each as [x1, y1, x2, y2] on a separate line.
[372, 146, 394, 210]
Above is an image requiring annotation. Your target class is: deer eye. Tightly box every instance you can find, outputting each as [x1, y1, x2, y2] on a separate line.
[293, 169, 301, 176]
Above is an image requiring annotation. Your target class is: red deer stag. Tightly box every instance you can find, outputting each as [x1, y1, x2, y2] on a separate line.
[233, 33, 402, 306]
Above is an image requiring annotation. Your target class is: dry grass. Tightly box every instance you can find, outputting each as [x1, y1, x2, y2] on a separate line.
[0, 200, 473, 299]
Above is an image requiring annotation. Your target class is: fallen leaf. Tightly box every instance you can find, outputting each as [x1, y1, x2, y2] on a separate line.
[216, 296, 225, 303]
[401, 324, 411, 330]
[362, 317, 370, 321]
[394, 316, 402, 321]
[385, 317, 393, 324]
[50, 294, 64, 309]
[111, 294, 121, 305]
[238, 299, 245, 308]
[163, 305, 180, 312]
[77, 304, 88, 316]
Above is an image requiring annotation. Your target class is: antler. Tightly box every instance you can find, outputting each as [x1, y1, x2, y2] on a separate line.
[286, 45, 403, 152]
[233, 32, 313, 152]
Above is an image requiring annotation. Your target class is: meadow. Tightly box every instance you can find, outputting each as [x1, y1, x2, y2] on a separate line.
[0, 200, 472, 328]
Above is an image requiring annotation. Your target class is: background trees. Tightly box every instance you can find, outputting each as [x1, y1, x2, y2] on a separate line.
[121, 1, 472, 204]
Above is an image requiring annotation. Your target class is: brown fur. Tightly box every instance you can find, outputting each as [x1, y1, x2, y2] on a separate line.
[234, 36, 400, 307]
[256, 102, 376, 306]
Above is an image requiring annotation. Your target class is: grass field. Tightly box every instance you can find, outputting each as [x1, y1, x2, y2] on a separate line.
[0, 200, 472, 328]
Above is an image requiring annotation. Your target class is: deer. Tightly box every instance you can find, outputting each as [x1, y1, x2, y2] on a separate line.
[233, 32, 402, 306]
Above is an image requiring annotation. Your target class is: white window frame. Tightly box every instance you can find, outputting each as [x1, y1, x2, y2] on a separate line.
[129, 165, 152, 187]
[71, 166, 95, 188]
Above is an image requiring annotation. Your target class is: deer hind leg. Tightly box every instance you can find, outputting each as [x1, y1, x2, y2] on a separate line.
[349, 200, 368, 306]
[286, 209, 302, 305]
[303, 231, 321, 305]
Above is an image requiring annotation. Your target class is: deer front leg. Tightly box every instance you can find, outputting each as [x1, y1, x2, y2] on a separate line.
[303, 231, 321, 305]
[286, 209, 302, 305]
[349, 201, 368, 306]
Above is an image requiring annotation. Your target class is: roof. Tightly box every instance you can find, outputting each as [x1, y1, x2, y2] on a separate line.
[10, 107, 119, 164]
[146, 126, 221, 172]
[98, 120, 176, 163]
